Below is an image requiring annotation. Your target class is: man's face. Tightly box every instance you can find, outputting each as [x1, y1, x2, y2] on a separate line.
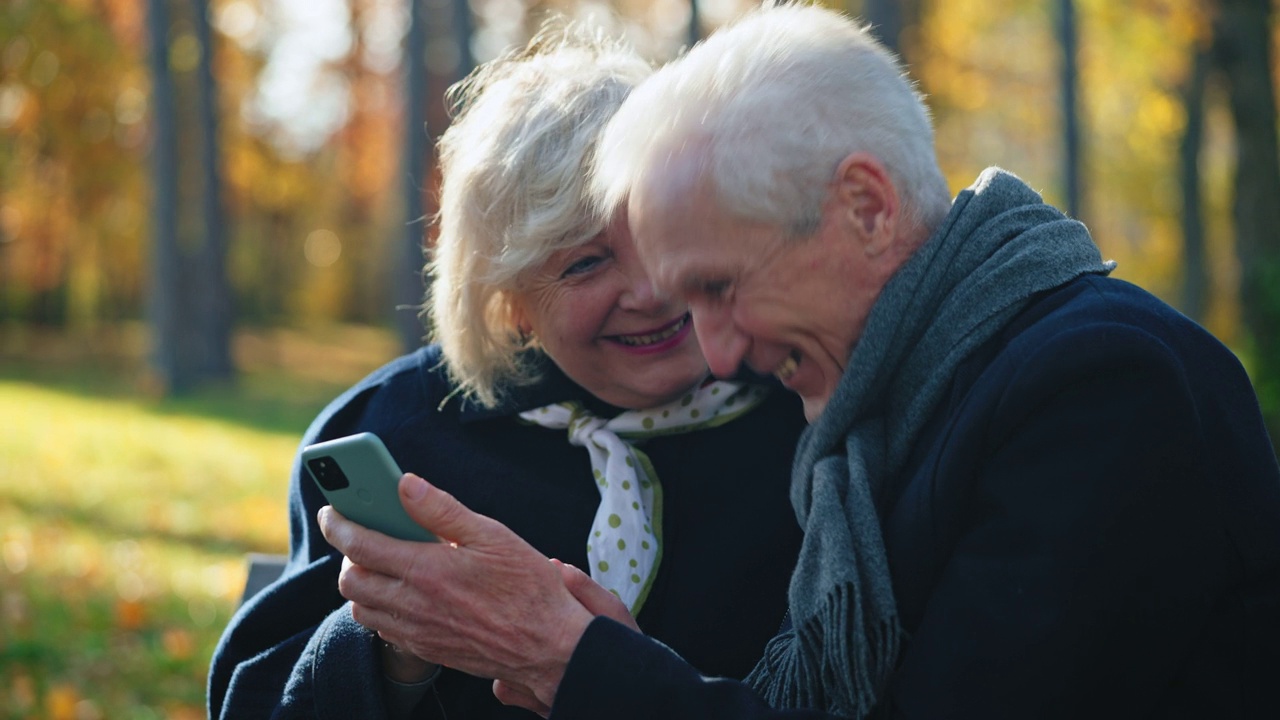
[629, 152, 887, 423]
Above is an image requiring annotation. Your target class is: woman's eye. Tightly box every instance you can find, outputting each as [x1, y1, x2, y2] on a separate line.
[561, 256, 603, 278]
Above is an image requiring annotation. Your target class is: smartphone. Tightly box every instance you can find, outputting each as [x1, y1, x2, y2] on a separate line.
[301, 432, 437, 543]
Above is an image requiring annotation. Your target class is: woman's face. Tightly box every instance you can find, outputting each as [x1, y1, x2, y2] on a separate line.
[511, 213, 708, 410]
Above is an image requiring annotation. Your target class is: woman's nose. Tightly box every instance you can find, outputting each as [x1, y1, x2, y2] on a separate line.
[618, 273, 665, 312]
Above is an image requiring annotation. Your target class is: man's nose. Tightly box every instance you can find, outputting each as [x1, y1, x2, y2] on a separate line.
[692, 305, 747, 378]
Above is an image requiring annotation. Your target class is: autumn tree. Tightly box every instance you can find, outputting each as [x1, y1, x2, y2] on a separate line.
[863, 0, 905, 56]
[191, 0, 234, 381]
[392, 0, 476, 352]
[1057, 0, 1081, 219]
[1212, 0, 1280, 444]
[144, 0, 234, 393]
[1178, 37, 1211, 323]
[1, 0, 150, 333]
[393, 0, 432, 352]
[145, 0, 182, 388]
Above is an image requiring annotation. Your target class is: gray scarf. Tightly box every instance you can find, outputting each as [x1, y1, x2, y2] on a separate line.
[745, 168, 1115, 717]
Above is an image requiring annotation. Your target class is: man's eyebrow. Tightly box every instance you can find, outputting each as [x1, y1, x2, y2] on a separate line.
[679, 271, 721, 293]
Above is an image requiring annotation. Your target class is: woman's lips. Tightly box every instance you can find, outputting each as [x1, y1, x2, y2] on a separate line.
[608, 313, 693, 355]
[611, 313, 690, 347]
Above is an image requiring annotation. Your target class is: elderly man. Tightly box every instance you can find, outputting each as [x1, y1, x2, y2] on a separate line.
[575, 2, 1280, 718]
[324, 4, 1280, 720]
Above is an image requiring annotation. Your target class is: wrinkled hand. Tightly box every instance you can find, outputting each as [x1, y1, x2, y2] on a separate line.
[492, 678, 550, 718]
[318, 473, 595, 708]
[493, 560, 641, 715]
[553, 559, 639, 631]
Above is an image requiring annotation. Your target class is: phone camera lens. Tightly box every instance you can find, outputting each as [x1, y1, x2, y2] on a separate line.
[307, 456, 350, 491]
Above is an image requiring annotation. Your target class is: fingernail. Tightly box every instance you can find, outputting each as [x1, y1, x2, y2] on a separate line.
[403, 473, 429, 500]
[317, 506, 331, 530]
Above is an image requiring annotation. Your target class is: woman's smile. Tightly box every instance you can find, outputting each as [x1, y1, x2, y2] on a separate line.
[513, 215, 708, 409]
[607, 313, 693, 353]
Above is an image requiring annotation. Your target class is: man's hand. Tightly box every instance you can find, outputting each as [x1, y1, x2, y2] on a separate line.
[492, 559, 641, 715]
[318, 473, 595, 709]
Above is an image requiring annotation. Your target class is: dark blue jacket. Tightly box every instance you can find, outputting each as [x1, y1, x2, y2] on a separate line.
[207, 346, 807, 719]
[550, 275, 1280, 720]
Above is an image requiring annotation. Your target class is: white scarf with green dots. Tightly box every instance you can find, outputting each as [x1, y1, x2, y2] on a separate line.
[521, 380, 770, 614]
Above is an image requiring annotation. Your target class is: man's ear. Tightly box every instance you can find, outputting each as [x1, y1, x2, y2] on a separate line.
[831, 152, 899, 257]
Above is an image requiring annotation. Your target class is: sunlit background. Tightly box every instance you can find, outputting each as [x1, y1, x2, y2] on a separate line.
[3, 0, 1279, 717]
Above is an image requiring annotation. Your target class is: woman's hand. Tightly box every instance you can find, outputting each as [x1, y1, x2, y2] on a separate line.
[551, 558, 639, 631]
[318, 473, 595, 709]
[492, 559, 641, 716]
[376, 636, 439, 684]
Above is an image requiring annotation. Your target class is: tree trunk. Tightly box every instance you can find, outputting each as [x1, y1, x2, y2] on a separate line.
[863, 0, 903, 57]
[689, 0, 701, 47]
[1057, 0, 1082, 220]
[145, 0, 184, 392]
[452, 0, 474, 79]
[146, 0, 235, 393]
[1213, 0, 1280, 446]
[1178, 46, 1210, 322]
[394, 0, 430, 352]
[394, 0, 476, 353]
[191, 0, 235, 381]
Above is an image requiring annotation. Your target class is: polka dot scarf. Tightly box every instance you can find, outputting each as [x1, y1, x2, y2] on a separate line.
[520, 381, 770, 614]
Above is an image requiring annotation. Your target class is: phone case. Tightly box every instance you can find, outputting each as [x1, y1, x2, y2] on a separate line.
[301, 432, 437, 543]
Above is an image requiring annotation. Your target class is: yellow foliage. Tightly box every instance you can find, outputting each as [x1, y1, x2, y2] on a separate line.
[1133, 90, 1183, 147]
[44, 685, 79, 720]
[164, 704, 205, 720]
[0, 379, 311, 717]
[7, 674, 36, 712]
[162, 628, 197, 660]
[913, 0, 1240, 332]
[115, 599, 147, 631]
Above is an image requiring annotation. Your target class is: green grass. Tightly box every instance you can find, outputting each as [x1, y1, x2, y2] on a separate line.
[0, 324, 399, 719]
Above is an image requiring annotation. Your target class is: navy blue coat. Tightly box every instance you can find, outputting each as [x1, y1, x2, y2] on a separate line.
[550, 275, 1280, 720]
[207, 346, 807, 719]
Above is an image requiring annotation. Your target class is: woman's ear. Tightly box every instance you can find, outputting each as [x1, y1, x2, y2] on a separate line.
[505, 294, 534, 342]
[494, 289, 524, 338]
[831, 152, 899, 257]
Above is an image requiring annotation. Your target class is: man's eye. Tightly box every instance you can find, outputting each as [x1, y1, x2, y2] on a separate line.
[702, 280, 731, 299]
[561, 256, 602, 278]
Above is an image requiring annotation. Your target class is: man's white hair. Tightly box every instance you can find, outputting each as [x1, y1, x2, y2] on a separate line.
[592, 2, 951, 237]
[429, 21, 651, 407]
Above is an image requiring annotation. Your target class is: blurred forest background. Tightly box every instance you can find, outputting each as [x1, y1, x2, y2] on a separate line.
[2, 0, 1279, 717]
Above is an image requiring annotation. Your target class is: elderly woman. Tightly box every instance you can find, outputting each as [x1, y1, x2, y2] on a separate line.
[206, 23, 806, 720]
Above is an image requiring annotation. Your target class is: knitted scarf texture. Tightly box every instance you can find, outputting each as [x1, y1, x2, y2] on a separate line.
[745, 168, 1115, 717]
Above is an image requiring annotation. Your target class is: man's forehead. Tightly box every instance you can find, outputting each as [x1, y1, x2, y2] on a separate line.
[631, 137, 711, 210]
[625, 140, 730, 289]
[628, 176, 704, 256]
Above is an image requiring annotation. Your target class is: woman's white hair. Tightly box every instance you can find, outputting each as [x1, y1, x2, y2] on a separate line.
[428, 20, 651, 408]
[592, 2, 951, 238]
